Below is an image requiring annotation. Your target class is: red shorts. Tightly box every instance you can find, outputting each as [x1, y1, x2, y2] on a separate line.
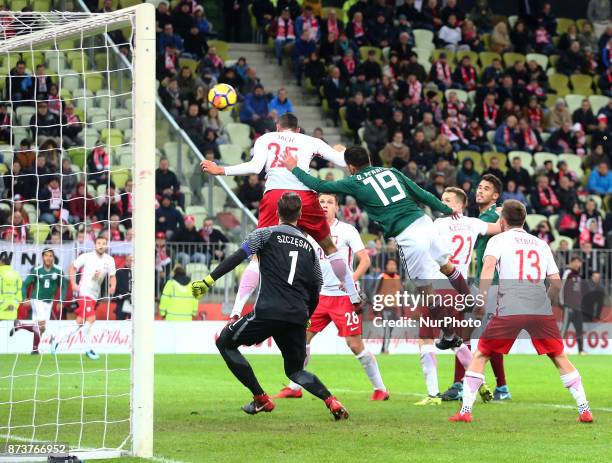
[74, 297, 96, 319]
[308, 295, 362, 337]
[418, 290, 463, 339]
[258, 189, 330, 242]
[477, 315, 564, 357]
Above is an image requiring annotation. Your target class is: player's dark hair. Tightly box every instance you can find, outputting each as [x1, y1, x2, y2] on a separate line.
[501, 200, 526, 227]
[480, 173, 502, 195]
[96, 235, 107, 242]
[344, 146, 371, 169]
[277, 192, 302, 223]
[444, 187, 467, 207]
[278, 113, 299, 131]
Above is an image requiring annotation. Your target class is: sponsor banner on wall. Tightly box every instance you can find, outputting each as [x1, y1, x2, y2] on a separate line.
[0, 321, 610, 355]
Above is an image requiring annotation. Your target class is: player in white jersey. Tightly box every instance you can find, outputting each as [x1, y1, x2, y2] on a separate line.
[273, 193, 389, 401]
[51, 236, 116, 360]
[414, 187, 500, 405]
[200, 113, 361, 322]
[450, 200, 593, 423]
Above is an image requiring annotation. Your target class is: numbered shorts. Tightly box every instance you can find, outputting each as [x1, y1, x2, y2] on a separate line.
[308, 295, 362, 337]
[258, 189, 330, 242]
[74, 297, 96, 319]
[31, 300, 53, 321]
[477, 315, 564, 357]
[395, 215, 447, 284]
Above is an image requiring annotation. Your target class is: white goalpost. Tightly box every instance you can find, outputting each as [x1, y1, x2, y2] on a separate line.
[0, 5, 154, 460]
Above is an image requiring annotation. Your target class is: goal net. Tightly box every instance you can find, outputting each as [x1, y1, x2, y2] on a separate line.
[0, 5, 155, 460]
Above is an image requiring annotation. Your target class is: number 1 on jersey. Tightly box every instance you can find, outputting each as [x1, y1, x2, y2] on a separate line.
[287, 250, 298, 285]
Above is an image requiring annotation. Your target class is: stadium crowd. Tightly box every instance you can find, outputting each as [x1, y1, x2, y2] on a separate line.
[2, 0, 612, 319]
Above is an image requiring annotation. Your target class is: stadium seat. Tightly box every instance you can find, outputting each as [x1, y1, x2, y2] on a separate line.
[0, 163, 7, 175]
[565, 94, 585, 114]
[508, 151, 534, 174]
[72, 88, 94, 109]
[526, 53, 548, 70]
[556, 18, 575, 34]
[338, 107, 352, 138]
[208, 40, 230, 61]
[587, 194, 603, 210]
[85, 73, 105, 93]
[185, 206, 207, 225]
[525, 214, 548, 231]
[178, 58, 199, 75]
[112, 108, 132, 131]
[10, 0, 29, 11]
[413, 47, 433, 63]
[90, 114, 109, 132]
[457, 150, 481, 167]
[46, 51, 67, 73]
[96, 89, 117, 109]
[23, 52, 45, 71]
[589, 95, 609, 113]
[503, 52, 525, 67]
[211, 186, 228, 212]
[185, 263, 209, 281]
[218, 107, 234, 126]
[558, 153, 582, 174]
[358, 46, 383, 63]
[432, 49, 454, 64]
[548, 54, 560, 68]
[534, 152, 559, 171]
[548, 73, 570, 96]
[226, 123, 251, 151]
[413, 29, 434, 48]
[85, 107, 107, 123]
[29, 223, 50, 245]
[118, 153, 132, 168]
[570, 74, 593, 91]
[61, 72, 82, 93]
[219, 144, 244, 165]
[482, 151, 507, 173]
[16, 106, 36, 127]
[455, 50, 478, 64]
[111, 169, 130, 189]
[357, 127, 365, 143]
[550, 236, 574, 251]
[163, 141, 179, 162]
[100, 128, 123, 147]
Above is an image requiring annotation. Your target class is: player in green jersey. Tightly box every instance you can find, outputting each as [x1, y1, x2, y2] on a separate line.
[11, 249, 68, 354]
[284, 146, 477, 404]
[440, 174, 511, 402]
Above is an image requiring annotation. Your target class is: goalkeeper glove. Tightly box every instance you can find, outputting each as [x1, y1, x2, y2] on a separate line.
[191, 275, 215, 298]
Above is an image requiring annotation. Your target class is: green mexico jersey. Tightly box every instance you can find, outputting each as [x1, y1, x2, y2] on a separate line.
[23, 265, 68, 302]
[473, 204, 499, 285]
[292, 166, 452, 238]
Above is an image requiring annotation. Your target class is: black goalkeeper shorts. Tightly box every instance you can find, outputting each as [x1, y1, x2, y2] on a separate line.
[217, 312, 307, 375]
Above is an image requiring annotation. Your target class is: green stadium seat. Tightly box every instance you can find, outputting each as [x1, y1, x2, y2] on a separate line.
[550, 236, 574, 251]
[482, 151, 507, 173]
[30, 223, 52, 244]
[570, 74, 593, 91]
[558, 153, 582, 173]
[432, 49, 454, 64]
[587, 194, 603, 210]
[85, 73, 105, 93]
[185, 263, 209, 281]
[548, 73, 570, 96]
[413, 47, 432, 63]
[503, 52, 526, 67]
[85, 107, 107, 123]
[479, 51, 501, 68]
[96, 89, 118, 109]
[113, 108, 132, 131]
[358, 46, 382, 64]
[556, 18, 575, 34]
[549, 54, 560, 68]
[72, 88, 94, 109]
[576, 19, 588, 32]
[178, 58, 199, 75]
[455, 50, 478, 64]
[208, 40, 230, 61]
[565, 94, 585, 113]
[338, 107, 352, 138]
[226, 123, 251, 151]
[60, 71, 81, 93]
[16, 106, 36, 126]
[534, 152, 559, 170]
[10, 0, 29, 11]
[589, 95, 609, 113]
[457, 150, 482, 168]
[526, 53, 548, 70]
[111, 169, 131, 189]
[219, 144, 244, 164]
[413, 29, 434, 48]
[525, 214, 548, 231]
[22, 52, 45, 71]
[100, 128, 124, 146]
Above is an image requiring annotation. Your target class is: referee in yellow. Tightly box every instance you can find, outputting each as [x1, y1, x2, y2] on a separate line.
[0, 255, 22, 321]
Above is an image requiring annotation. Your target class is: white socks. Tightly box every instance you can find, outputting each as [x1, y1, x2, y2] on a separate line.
[420, 344, 439, 397]
[560, 370, 589, 411]
[84, 321, 94, 351]
[453, 343, 473, 370]
[356, 349, 386, 391]
[461, 370, 485, 414]
[231, 260, 260, 318]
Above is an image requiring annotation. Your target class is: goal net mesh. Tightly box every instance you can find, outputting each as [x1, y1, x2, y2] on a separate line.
[0, 9, 141, 458]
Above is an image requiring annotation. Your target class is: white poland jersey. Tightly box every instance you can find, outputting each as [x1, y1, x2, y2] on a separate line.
[223, 131, 347, 192]
[307, 219, 365, 296]
[73, 251, 116, 299]
[434, 214, 488, 279]
[484, 228, 559, 316]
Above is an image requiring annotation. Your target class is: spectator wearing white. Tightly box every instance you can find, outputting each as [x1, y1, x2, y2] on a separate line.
[438, 14, 469, 52]
[274, 8, 295, 65]
[269, 88, 293, 117]
[588, 0, 611, 38]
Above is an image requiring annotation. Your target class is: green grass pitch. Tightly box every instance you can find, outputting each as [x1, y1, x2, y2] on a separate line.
[1, 354, 610, 463]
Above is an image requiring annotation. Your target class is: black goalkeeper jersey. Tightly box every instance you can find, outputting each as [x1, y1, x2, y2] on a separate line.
[240, 224, 323, 325]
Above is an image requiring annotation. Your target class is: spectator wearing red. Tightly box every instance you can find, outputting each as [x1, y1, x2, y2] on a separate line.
[452, 56, 477, 91]
[515, 117, 543, 153]
[530, 174, 560, 217]
[0, 211, 28, 243]
[474, 93, 499, 131]
[272, 7, 295, 65]
[347, 11, 367, 47]
[68, 182, 98, 223]
[430, 53, 452, 90]
[341, 196, 362, 231]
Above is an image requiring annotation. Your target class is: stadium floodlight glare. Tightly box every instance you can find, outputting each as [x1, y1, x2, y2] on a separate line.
[0, 5, 154, 460]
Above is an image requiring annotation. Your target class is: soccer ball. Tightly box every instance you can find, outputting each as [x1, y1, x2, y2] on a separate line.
[208, 83, 238, 111]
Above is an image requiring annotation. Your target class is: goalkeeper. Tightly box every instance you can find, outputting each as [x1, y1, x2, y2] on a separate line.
[192, 192, 349, 420]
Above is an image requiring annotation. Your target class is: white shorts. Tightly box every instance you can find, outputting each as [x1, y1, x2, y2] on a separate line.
[31, 300, 53, 321]
[396, 215, 444, 284]
[468, 284, 498, 339]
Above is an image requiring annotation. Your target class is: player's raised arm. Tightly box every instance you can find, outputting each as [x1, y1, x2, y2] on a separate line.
[394, 168, 453, 215]
[283, 151, 354, 194]
[201, 138, 267, 176]
[314, 139, 347, 168]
